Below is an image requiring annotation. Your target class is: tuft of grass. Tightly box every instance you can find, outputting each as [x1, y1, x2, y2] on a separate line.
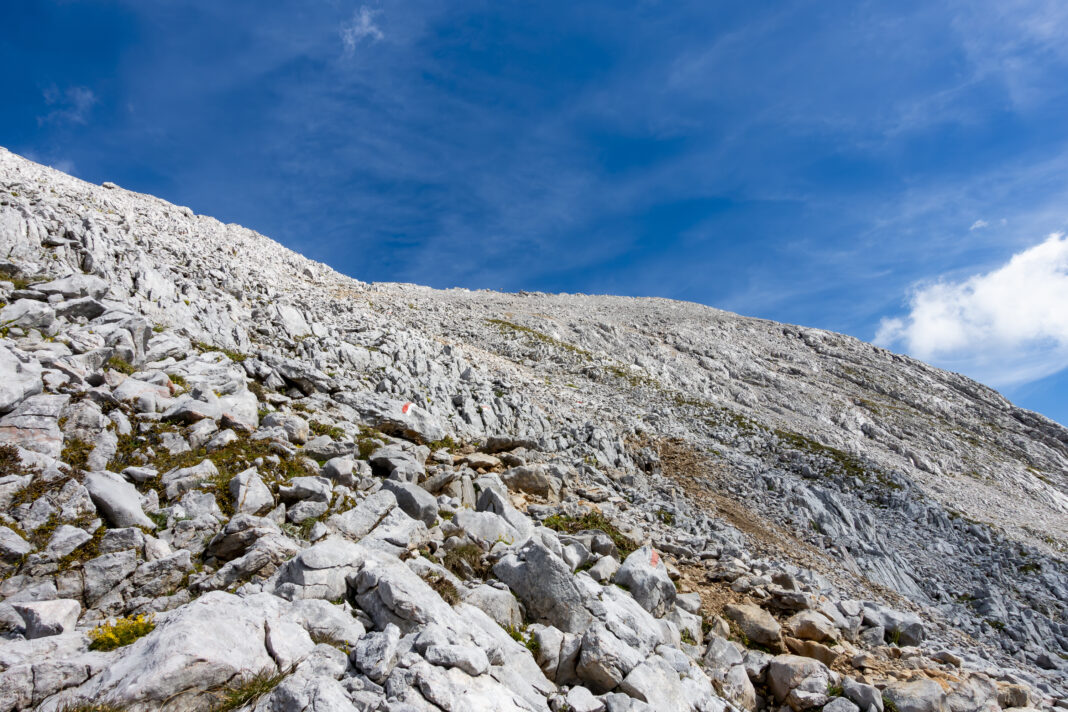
[680, 629, 696, 645]
[427, 435, 460, 452]
[310, 421, 345, 440]
[827, 684, 844, 697]
[356, 425, 386, 460]
[655, 508, 676, 526]
[297, 513, 325, 541]
[61, 437, 94, 472]
[442, 543, 490, 580]
[105, 355, 136, 375]
[192, 340, 248, 363]
[212, 669, 288, 711]
[88, 614, 155, 651]
[0, 443, 38, 480]
[57, 704, 127, 712]
[424, 573, 461, 605]
[542, 510, 636, 559]
[883, 695, 899, 712]
[505, 624, 541, 657]
[248, 380, 267, 401]
[57, 526, 106, 569]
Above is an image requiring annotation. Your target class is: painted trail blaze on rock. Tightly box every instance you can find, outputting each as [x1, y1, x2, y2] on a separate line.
[650, 550, 659, 567]
[401, 402, 412, 414]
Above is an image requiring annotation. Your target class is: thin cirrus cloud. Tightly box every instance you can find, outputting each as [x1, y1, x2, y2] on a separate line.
[38, 85, 97, 126]
[876, 233, 1068, 387]
[340, 6, 384, 54]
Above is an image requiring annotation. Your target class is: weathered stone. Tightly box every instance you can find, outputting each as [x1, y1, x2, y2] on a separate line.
[36, 274, 109, 300]
[0, 394, 67, 457]
[883, 679, 948, 712]
[84, 470, 155, 529]
[724, 603, 782, 650]
[767, 655, 830, 705]
[786, 610, 838, 643]
[229, 467, 274, 515]
[278, 475, 333, 503]
[425, 643, 490, 676]
[0, 299, 55, 329]
[576, 623, 643, 693]
[11, 599, 80, 638]
[381, 479, 439, 525]
[0, 525, 32, 560]
[0, 345, 43, 414]
[350, 623, 401, 683]
[494, 538, 594, 633]
[501, 464, 562, 501]
[614, 545, 676, 618]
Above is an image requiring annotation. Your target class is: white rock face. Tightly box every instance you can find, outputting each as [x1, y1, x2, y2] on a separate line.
[11, 599, 80, 638]
[0, 345, 42, 414]
[0, 148, 1062, 712]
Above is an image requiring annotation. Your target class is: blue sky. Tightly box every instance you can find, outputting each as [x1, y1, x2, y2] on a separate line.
[4, 1, 1068, 424]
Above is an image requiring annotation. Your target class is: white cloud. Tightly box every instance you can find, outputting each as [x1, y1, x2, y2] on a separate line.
[38, 86, 97, 126]
[340, 6, 384, 54]
[970, 219, 989, 230]
[876, 233, 1068, 386]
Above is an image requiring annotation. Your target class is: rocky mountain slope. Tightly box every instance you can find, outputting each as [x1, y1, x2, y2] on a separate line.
[0, 145, 1065, 711]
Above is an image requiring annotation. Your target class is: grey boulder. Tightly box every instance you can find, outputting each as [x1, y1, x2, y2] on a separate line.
[614, 545, 676, 618]
[84, 470, 155, 529]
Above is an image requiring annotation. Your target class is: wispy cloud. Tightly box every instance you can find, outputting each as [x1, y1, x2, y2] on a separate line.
[950, 0, 1068, 110]
[340, 6, 384, 54]
[876, 233, 1068, 386]
[38, 85, 97, 126]
[970, 219, 989, 230]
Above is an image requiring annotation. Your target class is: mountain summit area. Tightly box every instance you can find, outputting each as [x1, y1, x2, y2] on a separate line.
[0, 147, 1065, 711]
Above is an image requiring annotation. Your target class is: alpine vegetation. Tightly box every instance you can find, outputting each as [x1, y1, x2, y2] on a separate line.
[0, 147, 1065, 711]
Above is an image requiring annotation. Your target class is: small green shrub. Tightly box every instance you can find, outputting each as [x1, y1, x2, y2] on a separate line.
[212, 669, 288, 711]
[105, 355, 136, 375]
[0, 443, 36, 479]
[248, 380, 267, 401]
[427, 435, 460, 452]
[425, 573, 461, 605]
[443, 543, 490, 580]
[310, 421, 345, 440]
[61, 437, 94, 472]
[505, 624, 541, 657]
[88, 614, 156, 651]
